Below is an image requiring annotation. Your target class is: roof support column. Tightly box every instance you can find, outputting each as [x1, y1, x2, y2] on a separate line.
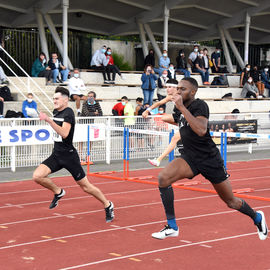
[218, 25, 233, 73]
[144, 23, 162, 59]
[223, 28, 245, 69]
[62, 0, 69, 67]
[137, 21, 148, 58]
[43, 13, 73, 69]
[163, 1, 169, 51]
[244, 12, 251, 65]
[35, 10, 49, 60]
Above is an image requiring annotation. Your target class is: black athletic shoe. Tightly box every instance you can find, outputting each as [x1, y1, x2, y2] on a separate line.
[49, 189, 66, 209]
[105, 201, 114, 223]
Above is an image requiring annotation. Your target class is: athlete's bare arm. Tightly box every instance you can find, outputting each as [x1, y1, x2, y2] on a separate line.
[40, 112, 71, 139]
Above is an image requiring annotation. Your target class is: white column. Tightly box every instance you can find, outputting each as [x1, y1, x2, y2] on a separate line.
[43, 13, 73, 69]
[244, 12, 251, 65]
[144, 23, 162, 58]
[35, 10, 49, 60]
[137, 22, 148, 58]
[223, 28, 245, 69]
[218, 25, 234, 73]
[62, 0, 69, 67]
[163, 1, 169, 51]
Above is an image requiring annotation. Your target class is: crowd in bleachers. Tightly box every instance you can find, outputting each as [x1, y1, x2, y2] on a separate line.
[2, 42, 270, 119]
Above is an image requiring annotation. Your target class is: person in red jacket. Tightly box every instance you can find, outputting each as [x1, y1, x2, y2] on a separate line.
[105, 48, 124, 84]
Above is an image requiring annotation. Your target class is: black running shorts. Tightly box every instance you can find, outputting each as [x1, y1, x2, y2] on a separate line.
[180, 152, 229, 184]
[42, 148, 86, 181]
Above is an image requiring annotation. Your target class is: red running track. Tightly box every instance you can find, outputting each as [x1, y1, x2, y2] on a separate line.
[0, 159, 270, 269]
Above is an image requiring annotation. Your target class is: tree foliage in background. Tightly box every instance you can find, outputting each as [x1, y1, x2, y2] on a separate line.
[112, 52, 132, 71]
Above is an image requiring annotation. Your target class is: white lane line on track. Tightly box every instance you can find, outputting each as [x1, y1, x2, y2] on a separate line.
[0, 181, 124, 195]
[0, 194, 218, 226]
[0, 204, 269, 251]
[59, 232, 257, 270]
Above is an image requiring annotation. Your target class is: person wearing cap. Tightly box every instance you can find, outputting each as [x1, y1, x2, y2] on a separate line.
[176, 50, 190, 78]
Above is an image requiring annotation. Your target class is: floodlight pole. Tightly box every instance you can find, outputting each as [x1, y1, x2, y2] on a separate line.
[218, 25, 233, 73]
[244, 12, 251, 65]
[144, 23, 162, 58]
[35, 10, 49, 60]
[163, 1, 169, 51]
[62, 0, 69, 68]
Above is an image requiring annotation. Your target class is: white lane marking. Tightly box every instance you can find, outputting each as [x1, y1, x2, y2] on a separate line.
[59, 232, 257, 269]
[0, 205, 269, 251]
[180, 240, 192, 243]
[199, 244, 212, 248]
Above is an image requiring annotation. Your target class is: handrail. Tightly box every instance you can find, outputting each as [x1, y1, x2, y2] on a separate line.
[0, 45, 53, 115]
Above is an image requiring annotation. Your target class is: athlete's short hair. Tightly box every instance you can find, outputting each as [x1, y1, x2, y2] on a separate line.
[55, 86, 70, 98]
[181, 77, 198, 90]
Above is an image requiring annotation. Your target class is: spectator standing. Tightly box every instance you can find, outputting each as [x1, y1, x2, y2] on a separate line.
[105, 48, 124, 84]
[68, 68, 87, 116]
[176, 50, 190, 78]
[155, 50, 170, 75]
[240, 64, 251, 87]
[168, 63, 176, 79]
[211, 48, 221, 73]
[241, 76, 259, 98]
[261, 67, 270, 96]
[31, 52, 52, 83]
[188, 45, 199, 72]
[193, 50, 210, 85]
[203, 48, 210, 74]
[251, 66, 265, 97]
[157, 70, 169, 111]
[22, 93, 38, 118]
[90, 45, 109, 84]
[144, 49, 155, 68]
[141, 64, 158, 106]
[48, 53, 69, 83]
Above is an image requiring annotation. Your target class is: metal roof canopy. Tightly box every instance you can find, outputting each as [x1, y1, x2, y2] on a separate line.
[1, 0, 270, 71]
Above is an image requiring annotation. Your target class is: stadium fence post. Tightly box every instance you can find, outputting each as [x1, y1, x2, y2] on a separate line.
[220, 132, 224, 161]
[123, 128, 126, 179]
[126, 128, 130, 179]
[87, 124, 90, 175]
[224, 132, 227, 168]
[169, 129, 175, 162]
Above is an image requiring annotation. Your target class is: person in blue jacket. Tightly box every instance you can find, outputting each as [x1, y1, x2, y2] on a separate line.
[22, 93, 38, 118]
[141, 64, 158, 106]
[261, 66, 270, 95]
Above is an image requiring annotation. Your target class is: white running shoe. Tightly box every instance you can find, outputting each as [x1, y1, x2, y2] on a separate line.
[152, 225, 179, 240]
[256, 210, 268, 240]
[148, 158, 160, 167]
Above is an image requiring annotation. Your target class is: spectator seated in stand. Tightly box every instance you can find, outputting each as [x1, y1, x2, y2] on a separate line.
[240, 64, 251, 87]
[68, 68, 87, 116]
[188, 45, 199, 72]
[261, 66, 270, 96]
[81, 91, 103, 119]
[154, 50, 170, 75]
[22, 93, 38, 118]
[90, 45, 110, 84]
[211, 48, 221, 73]
[157, 70, 169, 111]
[31, 52, 52, 83]
[168, 63, 176, 79]
[48, 52, 69, 83]
[144, 49, 155, 68]
[251, 65, 265, 97]
[112, 100, 125, 116]
[193, 49, 210, 85]
[176, 49, 190, 78]
[105, 47, 124, 84]
[141, 64, 158, 106]
[241, 76, 260, 98]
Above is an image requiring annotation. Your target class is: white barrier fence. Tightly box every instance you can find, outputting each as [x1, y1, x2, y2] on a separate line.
[1, 113, 270, 171]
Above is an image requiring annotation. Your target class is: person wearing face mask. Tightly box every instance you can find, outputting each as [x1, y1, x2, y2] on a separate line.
[105, 48, 124, 84]
[81, 91, 103, 120]
[211, 48, 221, 73]
[241, 76, 259, 98]
[157, 70, 169, 110]
[141, 64, 158, 106]
[156, 50, 170, 76]
[261, 66, 270, 95]
[22, 93, 38, 118]
[168, 63, 176, 79]
[193, 50, 210, 85]
[240, 64, 251, 87]
[31, 52, 52, 83]
[188, 45, 200, 72]
[90, 45, 109, 84]
[176, 50, 190, 78]
[68, 68, 87, 116]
